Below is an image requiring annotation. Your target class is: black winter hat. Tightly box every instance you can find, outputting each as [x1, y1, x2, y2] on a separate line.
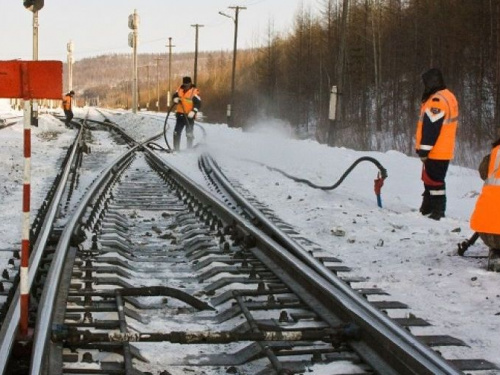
[182, 76, 192, 84]
[421, 68, 446, 102]
[422, 68, 445, 90]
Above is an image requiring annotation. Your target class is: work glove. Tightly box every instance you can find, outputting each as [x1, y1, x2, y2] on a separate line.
[187, 111, 196, 119]
[173, 97, 180, 104]
[417, 149, 429, 162]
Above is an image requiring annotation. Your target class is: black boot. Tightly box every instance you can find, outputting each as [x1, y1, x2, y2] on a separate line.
[429, 195, 446, 221]
[419, 191, 432, 215]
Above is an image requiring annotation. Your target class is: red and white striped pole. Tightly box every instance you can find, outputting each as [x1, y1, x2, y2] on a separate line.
[20, 96, 32, 337]
[18, 8, 40, 339]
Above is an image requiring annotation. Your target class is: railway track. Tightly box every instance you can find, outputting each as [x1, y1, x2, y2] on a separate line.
[0, 114, 496, 374]
[0, 115, 23, 129]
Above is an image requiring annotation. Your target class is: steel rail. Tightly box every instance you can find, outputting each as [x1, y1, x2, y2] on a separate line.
[0, 126, 83, 374]
[0, 115, 23, 129]
[19, 118, 463, 374]
[197, 152, 463, 375]
[147, 150, 407, 373]
[28, 130, 158, 375]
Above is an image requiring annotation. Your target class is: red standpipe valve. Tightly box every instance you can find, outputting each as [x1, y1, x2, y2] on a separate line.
[374, 173, 384, 207]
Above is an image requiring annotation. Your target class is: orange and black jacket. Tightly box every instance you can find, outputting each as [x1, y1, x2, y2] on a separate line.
[470, 142, 500, 235]
[62, 94, 72, 111]
[173, 84, 201, 115]
[415, 89, 458, 160]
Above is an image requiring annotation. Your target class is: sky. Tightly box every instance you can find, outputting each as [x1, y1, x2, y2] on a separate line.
[0, 0, 317, 62]
[0, 99, 499, 373]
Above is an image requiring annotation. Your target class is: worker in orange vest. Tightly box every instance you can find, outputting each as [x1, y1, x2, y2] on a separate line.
[62, 90, 75, 128]
[470, 136, 500, 271]
[172, 76, 201, 151]
[415, 68, 458, 220]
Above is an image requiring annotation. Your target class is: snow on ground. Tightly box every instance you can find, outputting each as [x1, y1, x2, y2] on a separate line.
[101, 109, 500, 370]
[0, 102, 498, 371]
[0, 101, 74, 257]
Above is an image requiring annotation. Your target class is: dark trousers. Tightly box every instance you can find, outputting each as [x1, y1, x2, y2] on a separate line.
[64, 110, 73, 126]
[421, 159, 449, 194]
[419, 159, 450, 218]
[479, 233, 500, 250]
[173, 114, 194, 150]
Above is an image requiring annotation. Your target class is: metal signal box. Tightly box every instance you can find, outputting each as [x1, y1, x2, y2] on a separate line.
[0, 60, 62, 99]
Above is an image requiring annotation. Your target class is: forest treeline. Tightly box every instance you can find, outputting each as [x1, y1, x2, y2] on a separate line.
[73, 0, 500, 168]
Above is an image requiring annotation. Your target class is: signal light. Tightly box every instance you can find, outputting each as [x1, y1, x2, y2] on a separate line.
[23, 0, 44, 12]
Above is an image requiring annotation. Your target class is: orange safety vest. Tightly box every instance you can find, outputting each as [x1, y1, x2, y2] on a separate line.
[470, 145, 500, 235]
[175, 86, 199, 114]
[62, 94, 72, 111]
[415, 89, 458, 160]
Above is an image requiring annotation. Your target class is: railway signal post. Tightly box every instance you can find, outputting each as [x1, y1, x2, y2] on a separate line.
[0, 60, 62, 338]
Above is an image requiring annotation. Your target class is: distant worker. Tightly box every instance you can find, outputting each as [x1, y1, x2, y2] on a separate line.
[470, 136, 500, 271]
[62, 90, 75, 128]
[415, 68, 458, 220]
[172, 76, 201, 151]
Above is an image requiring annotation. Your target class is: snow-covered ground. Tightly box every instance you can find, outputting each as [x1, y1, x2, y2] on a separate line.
[1, 100, 498, 372]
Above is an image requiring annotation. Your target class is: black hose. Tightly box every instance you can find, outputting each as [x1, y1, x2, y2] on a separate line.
[162, 102, 176, 151]
[247, 156, 388, 191]
[144, 104, 176, 152]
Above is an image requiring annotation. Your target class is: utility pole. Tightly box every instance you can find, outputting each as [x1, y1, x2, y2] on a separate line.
[126, 80, 130, 109]
[67, 40, 74, 91]
[191, 24, 204, 85]
[146, 64, 150, 110]
[166, 37, 175, 108]
[219, 6, 246, 127]
[496, 0, 500, 137]
[154, 58, 165, 111]
[138, 65, 151, 109]
[328, 0, 348, 146]
[128, 9, 140, 113]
